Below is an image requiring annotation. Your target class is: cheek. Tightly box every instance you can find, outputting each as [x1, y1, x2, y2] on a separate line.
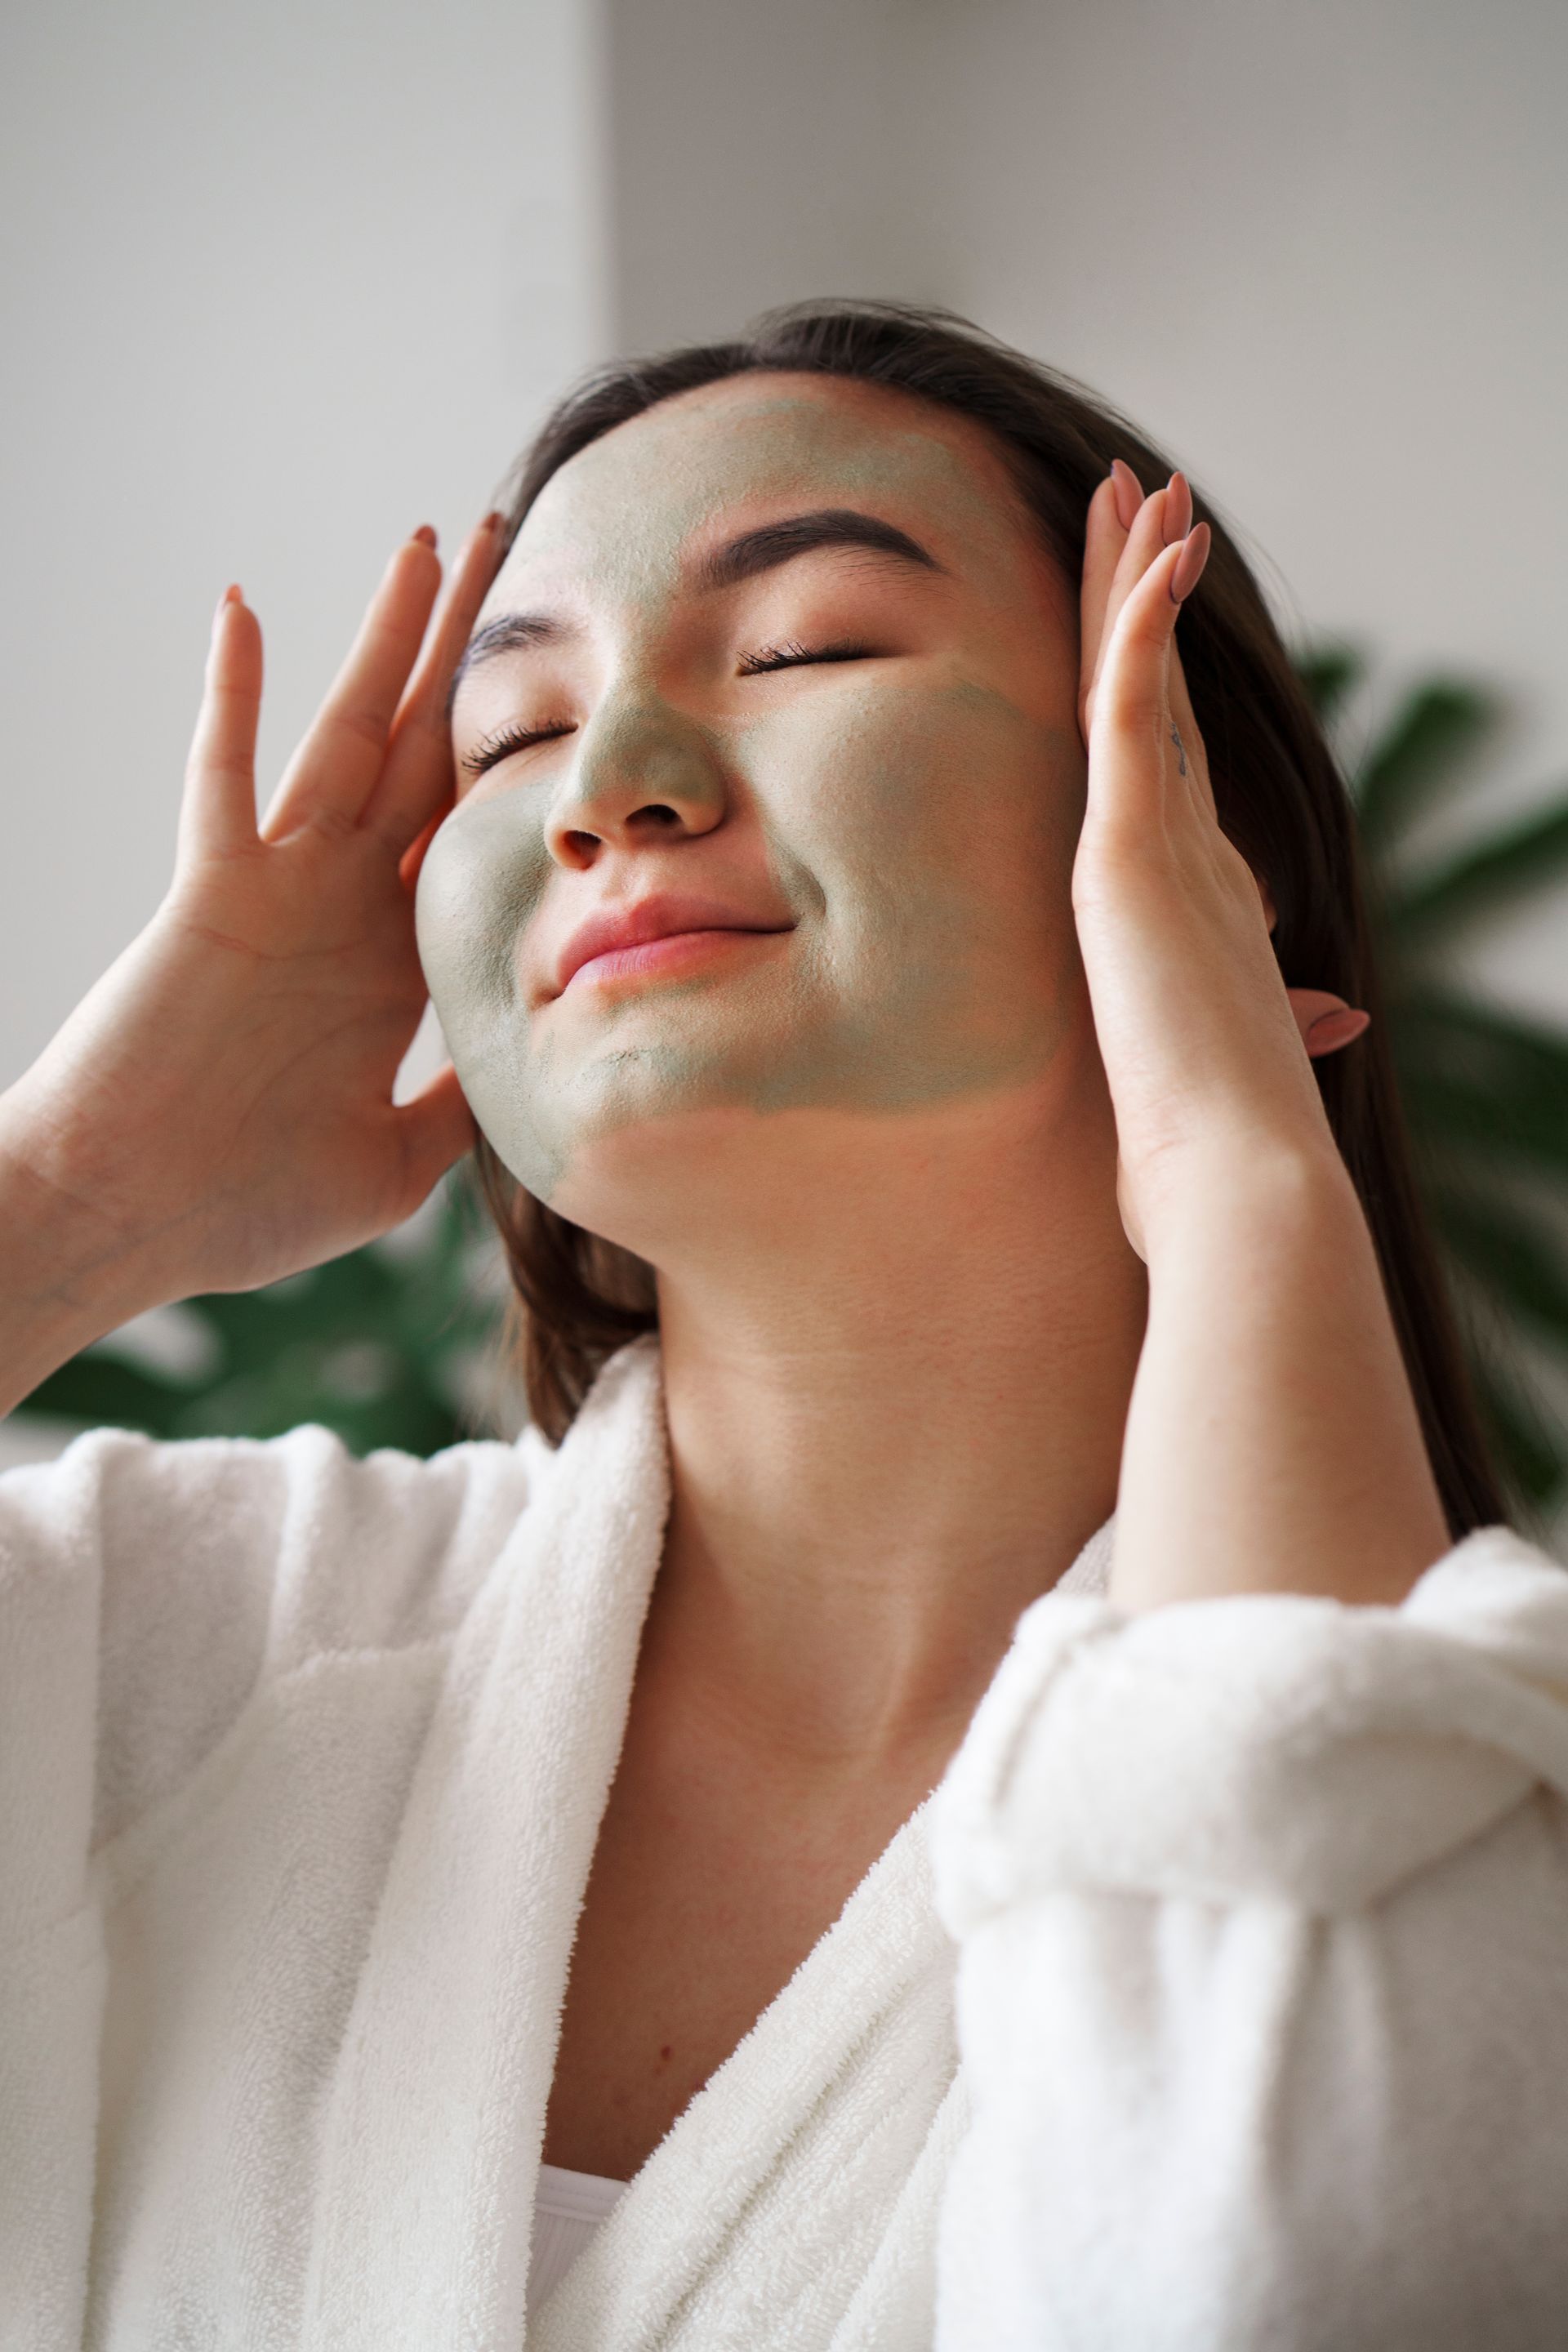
[415, 792, 579, 1199]
[764, 678, 1085, 963]
[413, 791, 553, 1050]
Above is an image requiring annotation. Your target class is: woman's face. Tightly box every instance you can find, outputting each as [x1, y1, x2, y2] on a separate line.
[418, 372, 1090, 1226]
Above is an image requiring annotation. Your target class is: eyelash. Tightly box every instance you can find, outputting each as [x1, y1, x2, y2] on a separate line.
[460, 643, 875, 780]
[736, 638, 875, 675]
[461, 719, 572, 780]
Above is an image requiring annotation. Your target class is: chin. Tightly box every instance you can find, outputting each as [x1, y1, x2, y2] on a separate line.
[544, 1099, 781, 1259]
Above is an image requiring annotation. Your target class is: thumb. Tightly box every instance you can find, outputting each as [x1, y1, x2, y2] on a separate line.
[390, 1064, 478, 1210]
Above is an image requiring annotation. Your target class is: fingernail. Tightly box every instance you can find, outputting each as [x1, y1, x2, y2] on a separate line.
[482, 509, 506, 534]
[1169, 522, 1211, 604]
[412, 524, 438, 550]
[1306, 1007, 1372, 1055]
[213, 583, 242, 626]
[1108, 459, 1142, 531]
[1162, 471, 1193, 546]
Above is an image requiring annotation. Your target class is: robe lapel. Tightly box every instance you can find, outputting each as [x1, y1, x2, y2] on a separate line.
[529, 1507, 1115, 2350]
[302, 1336, 669, 2352]
[530, 1806, 961, 2350]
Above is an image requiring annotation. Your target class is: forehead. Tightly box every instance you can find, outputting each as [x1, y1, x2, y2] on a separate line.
[483, 372, 1038, 617]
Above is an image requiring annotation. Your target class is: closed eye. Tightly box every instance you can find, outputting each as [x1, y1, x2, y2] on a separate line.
[460, 718, 577, 781]
[737, 639, 877, 676]
[461, 641, 877, 777]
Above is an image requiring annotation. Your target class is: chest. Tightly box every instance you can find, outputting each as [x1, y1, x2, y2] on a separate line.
[541, 1734, 938, 2181]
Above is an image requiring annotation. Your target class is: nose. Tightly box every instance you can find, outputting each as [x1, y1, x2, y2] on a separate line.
[543, 692, 728, 870]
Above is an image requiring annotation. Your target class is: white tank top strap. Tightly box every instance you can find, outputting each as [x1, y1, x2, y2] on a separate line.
[527, 2161, 629, 2317]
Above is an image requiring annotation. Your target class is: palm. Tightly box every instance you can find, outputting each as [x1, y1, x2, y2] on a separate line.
[152, 837, 433, 1272]
[1298, 651, 1568, 1517]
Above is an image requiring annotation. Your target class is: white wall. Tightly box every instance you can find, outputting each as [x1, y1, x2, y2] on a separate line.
[605, 0, 925, 354]
[0, 0, 607, 1088]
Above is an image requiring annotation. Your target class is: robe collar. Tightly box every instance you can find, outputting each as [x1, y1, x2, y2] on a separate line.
[302, 1334, 1111, 2347]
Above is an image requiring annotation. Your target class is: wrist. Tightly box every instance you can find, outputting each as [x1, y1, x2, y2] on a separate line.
[0, 1104, 172, 1414]
[1137, 1126, 1356, 1262]
[1113, 1126, 1448, 1615]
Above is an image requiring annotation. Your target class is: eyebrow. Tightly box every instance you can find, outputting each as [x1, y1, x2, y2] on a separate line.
[693, 506, 946, 591]
[447, 507, 944, 711]
[447, 612, 575, 713]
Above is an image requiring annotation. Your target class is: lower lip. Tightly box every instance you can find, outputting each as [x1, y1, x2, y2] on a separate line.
[565, 928, 790, 994]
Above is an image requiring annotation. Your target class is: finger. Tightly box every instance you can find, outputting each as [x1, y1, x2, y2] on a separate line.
[1166, 630, 1218, 822]
[1086, 474, 1189, 724]
[1078, 470, 1136, 731]
[1306, 1009, 1371, 1055]
[260, 528, 443, 843]
[179, 586, 263, 862]
[1288, 989, 1371, 1057]
[1089, 532, 1209, 828]
[1158, 546, 1274, 951]
[389, 1063, 477, 1212]
[363, 511, 506, 857]
[398, 804, 448, 896]
[1092, 533, 1187, 734]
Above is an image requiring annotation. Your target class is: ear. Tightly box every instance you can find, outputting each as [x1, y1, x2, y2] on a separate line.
[1254, 871, 1278, 933]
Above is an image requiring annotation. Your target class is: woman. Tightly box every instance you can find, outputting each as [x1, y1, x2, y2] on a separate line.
[3, 301, 1566, 2350]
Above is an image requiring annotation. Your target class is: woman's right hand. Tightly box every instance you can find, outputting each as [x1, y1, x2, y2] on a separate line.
[0, 514, 503, 1409]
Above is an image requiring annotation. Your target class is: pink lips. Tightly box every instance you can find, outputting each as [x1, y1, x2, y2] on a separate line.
[552, 895, 794, 998]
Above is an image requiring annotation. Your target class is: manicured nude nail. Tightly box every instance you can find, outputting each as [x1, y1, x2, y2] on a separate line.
[482, 509, 506, 533]
[213, 583, 242, 626]
[1169, 523, 1211, 604]
[412, 524, 438, 549]
[1109, 459, 1142, 531]
[1307, 1007, 1371, 1054]
[1162, 472, 1193, 546]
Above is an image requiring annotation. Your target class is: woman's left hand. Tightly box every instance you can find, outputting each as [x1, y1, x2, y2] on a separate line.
[1073, 465, 1357, 1260]
[1073, 463, 1449, 1610]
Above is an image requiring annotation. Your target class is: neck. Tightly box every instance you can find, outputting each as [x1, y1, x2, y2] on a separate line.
[636, 1059, 1146, 1772]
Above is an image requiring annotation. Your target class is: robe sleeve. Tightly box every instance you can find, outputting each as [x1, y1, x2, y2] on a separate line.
[0, 1418, 537, 2346]
[928, 1525, 1568, 2352]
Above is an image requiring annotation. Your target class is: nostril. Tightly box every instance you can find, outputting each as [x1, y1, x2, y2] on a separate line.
[633, 804, 684, 830]
[563, 830, 600, 861]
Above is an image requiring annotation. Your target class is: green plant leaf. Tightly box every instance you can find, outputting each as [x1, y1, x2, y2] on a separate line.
[1388, 989, 1568, 1177]
[11, 1173, 508, 1457]
[1383, 794, 1568, 940]
[1465, 1349, 1567, 1517]
[1430, 1187, 1568, 1353]
[19, 1352, 202, 1438]
[1293, 643, 1364, 726]
[1352, 680, 1496, 853]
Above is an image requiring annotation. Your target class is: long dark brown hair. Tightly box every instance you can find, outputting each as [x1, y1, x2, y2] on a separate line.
[474, 298, 1506, 1536]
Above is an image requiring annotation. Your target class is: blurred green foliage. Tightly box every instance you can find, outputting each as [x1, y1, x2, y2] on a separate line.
[11, 648, 1568, 1508]
[16, 1172, 507, 1457]
[1298, 648, 1568, 1516]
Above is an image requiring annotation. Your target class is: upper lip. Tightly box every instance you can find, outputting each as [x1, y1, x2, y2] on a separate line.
[551, 893, 794, 998]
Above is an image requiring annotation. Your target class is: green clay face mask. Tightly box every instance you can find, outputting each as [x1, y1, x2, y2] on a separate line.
[416, 373, 1088, 1212]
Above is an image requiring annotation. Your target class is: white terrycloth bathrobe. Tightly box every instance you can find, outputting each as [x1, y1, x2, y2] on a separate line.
[5, 1330, 1568, 2350]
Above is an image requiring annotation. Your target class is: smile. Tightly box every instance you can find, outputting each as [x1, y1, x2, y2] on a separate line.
[565, 927, 792, 996]
[550, 893, 796, 999]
